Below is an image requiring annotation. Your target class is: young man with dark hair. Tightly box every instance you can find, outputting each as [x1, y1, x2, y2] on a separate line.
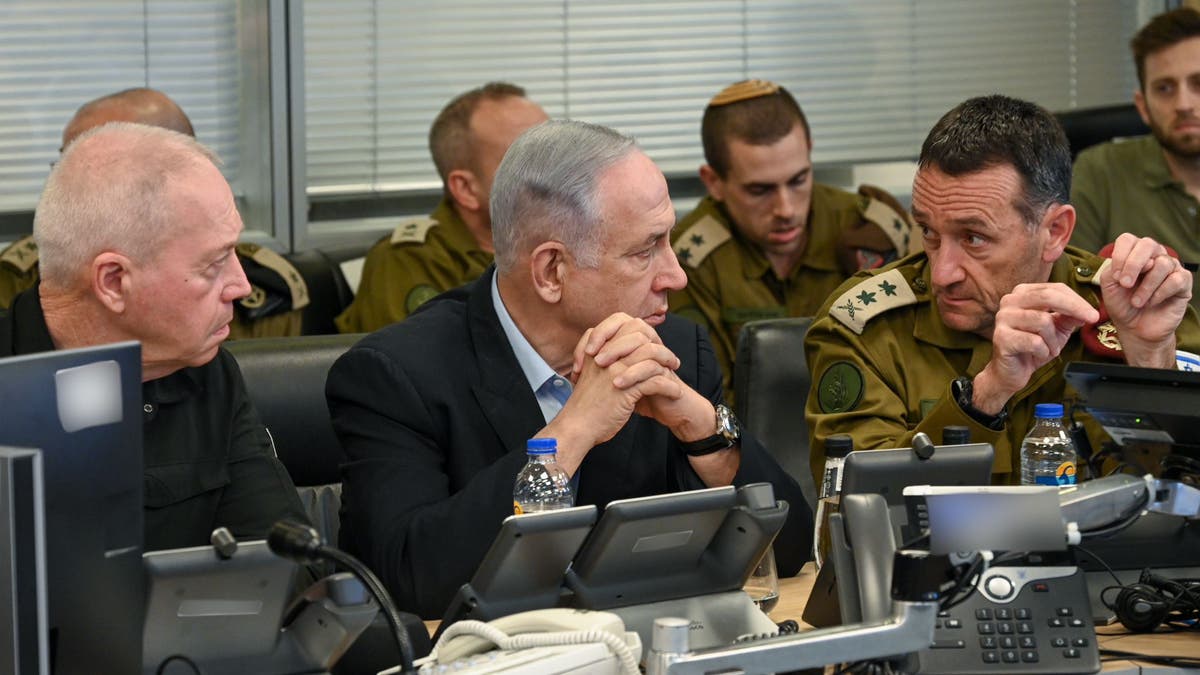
[669, 79, 913, 396]
[1071, 7, 1200, 306]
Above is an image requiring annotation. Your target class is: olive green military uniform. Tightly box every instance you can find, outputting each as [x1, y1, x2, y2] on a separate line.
[0, 236, 307, 339]
[335, 199, 492, 334]
[804, 247, 1200, 486]
[669, 185, 912, 397]
[0, 235, 39, 309]
[1071, 135, 1200, 308]
[229, 242, 309, 339]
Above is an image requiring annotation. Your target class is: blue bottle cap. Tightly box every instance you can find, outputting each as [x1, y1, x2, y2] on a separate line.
[1033, 403, 1064, 419]
[526, 438, 558, 454]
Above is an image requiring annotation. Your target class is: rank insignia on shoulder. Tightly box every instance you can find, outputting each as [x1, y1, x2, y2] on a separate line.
[390, 216, 440, 245]
[829, 268, 917, 335]
[859, 197, 912, 255]
[0, 235, 39, 273]
[672, 215, 730, 268]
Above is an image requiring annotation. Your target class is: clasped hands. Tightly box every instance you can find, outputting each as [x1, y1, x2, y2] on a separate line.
[972, 234, 1192, 415]
[538, 313, 736, 484]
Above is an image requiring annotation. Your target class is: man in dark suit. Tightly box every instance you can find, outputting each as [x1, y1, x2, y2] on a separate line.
[326, 119, 812, 618]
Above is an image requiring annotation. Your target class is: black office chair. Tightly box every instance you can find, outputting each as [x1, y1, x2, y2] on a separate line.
[286, 243, 369, 335]
[733, 317, 818, 512]
[1055, 103, 1149, 161]
[225, 334, 433, 667]
[225, 334, 363, 548]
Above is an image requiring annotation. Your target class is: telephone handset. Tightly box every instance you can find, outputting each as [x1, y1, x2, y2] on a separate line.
[427, 608, 642, 674]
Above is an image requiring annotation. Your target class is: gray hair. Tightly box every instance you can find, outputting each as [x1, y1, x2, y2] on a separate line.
[34, 122, 220, 288]
[490, 120, 638, 273]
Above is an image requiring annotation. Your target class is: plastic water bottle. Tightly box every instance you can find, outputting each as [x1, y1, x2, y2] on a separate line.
[814, 435, 853, 568]
[1020, 403, 1078, 486]
[513, 438, 574, 514]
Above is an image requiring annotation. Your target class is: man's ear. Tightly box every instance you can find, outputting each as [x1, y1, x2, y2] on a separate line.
[91, 252, 131, 313]
[699, 164, 725, 201]
[446, 168, 484, 213]
[1040, 203, 1076, 263]
[529, 241, 567, 304]
[1133, 88, 1151, 126]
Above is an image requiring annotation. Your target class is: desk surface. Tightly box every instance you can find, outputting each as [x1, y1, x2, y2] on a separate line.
[425, 564, 1197, 673]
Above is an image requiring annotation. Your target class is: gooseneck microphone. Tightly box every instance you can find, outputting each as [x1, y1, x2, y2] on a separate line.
[268, 520, 416, 673]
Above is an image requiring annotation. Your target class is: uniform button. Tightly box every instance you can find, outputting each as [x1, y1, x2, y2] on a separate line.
[912, 278, 927, 293]
[1075, 265, 1092, 276]
[144, 403, 154, 414]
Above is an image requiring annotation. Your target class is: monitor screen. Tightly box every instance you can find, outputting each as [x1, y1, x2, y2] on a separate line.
[1063, 361, 1200, 572]
[0, 342, 143, 675]
[1064, 360, 1200, 455]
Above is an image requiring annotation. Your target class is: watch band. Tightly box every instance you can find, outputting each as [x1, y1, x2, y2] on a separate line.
[681, 404, 741, 456]
[951, 376, 1008, 430]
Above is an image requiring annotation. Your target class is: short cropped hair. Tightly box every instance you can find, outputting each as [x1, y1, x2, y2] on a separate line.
[1131, 8, 1200, 90]
[35, 122, 219, 287]
[701, 84, 810, 178]
[429, 82, 528, 184]
[490, 120, 637, 273]
[918, 95, 1070, 227]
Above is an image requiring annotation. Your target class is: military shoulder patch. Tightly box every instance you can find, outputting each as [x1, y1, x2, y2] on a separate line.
[0, 235, 39, 273]
[390, 216, 440, 246]
[828, 268, 917, 335]
[236, 243, 310, 310]
[672, 215, 730, 269]
[860, 197, 912, 255]
[817, 361, 865, 413]
[405, 284, 440, 314]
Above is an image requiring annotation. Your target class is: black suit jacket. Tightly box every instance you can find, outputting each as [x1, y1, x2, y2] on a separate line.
[326, 268, 812, 617]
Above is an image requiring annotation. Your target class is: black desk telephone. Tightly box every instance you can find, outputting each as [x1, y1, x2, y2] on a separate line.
[822, 493, 1100, 675]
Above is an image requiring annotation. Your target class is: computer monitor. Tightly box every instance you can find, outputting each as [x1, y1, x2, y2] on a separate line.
[0, 342, 143, 675]
[1064, 360, 1200, 455]
[1063, 361, 1200, 572]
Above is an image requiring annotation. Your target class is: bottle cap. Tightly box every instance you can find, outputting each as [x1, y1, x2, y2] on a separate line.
[942, 425, 970, 445]
[825, 434, 853, 458]
[1033, 403, 1064, 419]
[526, 438, 558, 454]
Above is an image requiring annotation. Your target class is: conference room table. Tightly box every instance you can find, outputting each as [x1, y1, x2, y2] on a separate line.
[424, 563, 1198, 673]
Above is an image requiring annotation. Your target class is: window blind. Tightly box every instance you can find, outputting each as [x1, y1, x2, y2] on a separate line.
[0, 1, 242, 213]
[302, 0, 1143, 200]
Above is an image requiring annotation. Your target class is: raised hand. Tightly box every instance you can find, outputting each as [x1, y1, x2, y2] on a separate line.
[1101, 233, 1191, 367]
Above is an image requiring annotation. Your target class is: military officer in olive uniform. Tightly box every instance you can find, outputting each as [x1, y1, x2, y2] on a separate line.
[805, 95, 1200, 486]
[335, 83, 549, 333]
[669, 80, 913, 396]
[0, 87, 308, 339]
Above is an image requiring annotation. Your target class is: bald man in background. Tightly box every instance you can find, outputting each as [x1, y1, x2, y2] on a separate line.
[0, 87, 309, 339]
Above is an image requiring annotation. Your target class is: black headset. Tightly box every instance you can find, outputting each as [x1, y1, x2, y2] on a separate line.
[1111, 569, 1200, 633]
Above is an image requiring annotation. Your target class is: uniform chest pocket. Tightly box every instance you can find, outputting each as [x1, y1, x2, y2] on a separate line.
[143, 459, 230, 509]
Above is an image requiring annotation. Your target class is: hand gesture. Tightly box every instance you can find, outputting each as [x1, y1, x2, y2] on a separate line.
[1100, 233, 1191, 367]
[974, 283, 1098, 413]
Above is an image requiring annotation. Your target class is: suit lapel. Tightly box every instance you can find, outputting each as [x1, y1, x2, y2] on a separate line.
[466, 268, 546, 457]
